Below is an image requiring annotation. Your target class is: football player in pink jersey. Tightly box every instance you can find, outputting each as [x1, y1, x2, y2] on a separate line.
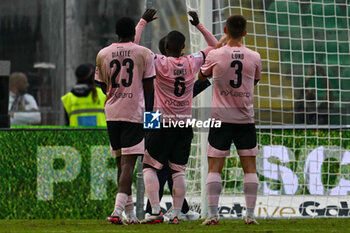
[95, 16, 156, 225]
[135, 9, 217, 224]
[200, 15, 262, 225]
[143, 33, 210, 222]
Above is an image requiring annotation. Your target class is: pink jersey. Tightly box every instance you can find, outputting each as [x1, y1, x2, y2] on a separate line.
[134, 18, 218, 122]
[201, 45, 261, 124]
[153, 53, 205, 121]
[95, 42, 156, 123]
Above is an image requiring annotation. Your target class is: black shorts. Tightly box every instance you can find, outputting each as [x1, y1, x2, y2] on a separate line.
[107, 121, 144, 155]
[145, 127, 193, 166]
[208, 123, 258, 157]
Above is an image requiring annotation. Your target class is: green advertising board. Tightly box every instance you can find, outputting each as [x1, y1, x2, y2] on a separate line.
[0, 128, 349, 219]
[0, 129, 116, 219]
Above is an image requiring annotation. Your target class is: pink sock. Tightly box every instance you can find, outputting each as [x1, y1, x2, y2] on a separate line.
[114, 192, 128, 214]
[243, 173, 259, 217]
[172, 172, 186, 211]
[143, 168, 160, 213]
[206, 172, 222, 218]
[125, 195, 134, 213]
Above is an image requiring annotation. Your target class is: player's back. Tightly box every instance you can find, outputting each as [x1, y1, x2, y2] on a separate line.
[203, 45, 261, 124]
[95, 42, 155, 123]
[153, 53, 204, 121]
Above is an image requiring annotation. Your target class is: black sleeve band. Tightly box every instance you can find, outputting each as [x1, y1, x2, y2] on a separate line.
[200, 51, 206, 64]
[95, 80, 104, 86]
[143, 75, 156, 80]
[95, 80, 107, 94]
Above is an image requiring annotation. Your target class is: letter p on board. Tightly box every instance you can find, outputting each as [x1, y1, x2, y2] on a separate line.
[37, 146, 81, 200]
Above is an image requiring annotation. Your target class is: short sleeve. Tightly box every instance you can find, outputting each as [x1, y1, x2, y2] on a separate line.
[143, 50, 156, 79]
[189, 51, 205, 74]
[200, 50, 216, 77]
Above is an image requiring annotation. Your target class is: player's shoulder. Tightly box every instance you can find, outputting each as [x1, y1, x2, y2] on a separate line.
[97, 44, 114, 57]
[154, 54, 169, 64]
[132, 43, 154, 57]
[211, 45, 229, 55]
[187, 51, 203, 59]
[184, 52, 205, 65]
[203, 46, 226, 60]
[243, 46, 261, 59]
[99, 43, 115, 51]
[129, 42, 148, 51]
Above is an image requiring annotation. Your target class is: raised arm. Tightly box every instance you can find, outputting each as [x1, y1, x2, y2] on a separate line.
[188, 11, 218, 50]
[134, 9, 157, 45]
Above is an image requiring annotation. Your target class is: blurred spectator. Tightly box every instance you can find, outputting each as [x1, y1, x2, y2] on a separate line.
[8, 72, 41, 126]
[61, 63, 106, 127]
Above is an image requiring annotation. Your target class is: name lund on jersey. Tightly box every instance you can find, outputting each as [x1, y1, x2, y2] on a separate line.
[232, 53, 244, 60]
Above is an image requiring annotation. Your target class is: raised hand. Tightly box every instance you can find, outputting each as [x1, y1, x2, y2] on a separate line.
[142, 8, 157, 23]
[188, 11, 199, 26]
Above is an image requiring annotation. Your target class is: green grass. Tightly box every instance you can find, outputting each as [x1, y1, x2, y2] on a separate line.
[1, 219, 350, 233]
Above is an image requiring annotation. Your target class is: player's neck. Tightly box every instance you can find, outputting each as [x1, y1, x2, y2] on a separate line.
[227, 37, 243, 47]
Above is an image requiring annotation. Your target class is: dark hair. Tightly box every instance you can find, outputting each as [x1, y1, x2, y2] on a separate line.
[115, 17, 136, 38]
[165, 30, 185, 54]
[226, 15, 247, 38]
[158, 36, 167, 55]
[75, 63, 98, 103]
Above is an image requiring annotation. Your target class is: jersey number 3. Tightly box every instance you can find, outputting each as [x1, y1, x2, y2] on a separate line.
[230, 60, 243, 88]
[110, 58, 134, 88]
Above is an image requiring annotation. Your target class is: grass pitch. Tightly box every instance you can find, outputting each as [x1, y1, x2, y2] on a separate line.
[1, 219, 350, 233]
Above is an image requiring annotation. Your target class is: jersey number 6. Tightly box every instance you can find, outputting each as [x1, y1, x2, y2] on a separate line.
[110, 58, 134, 88]
[174, 77, 186, 97]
